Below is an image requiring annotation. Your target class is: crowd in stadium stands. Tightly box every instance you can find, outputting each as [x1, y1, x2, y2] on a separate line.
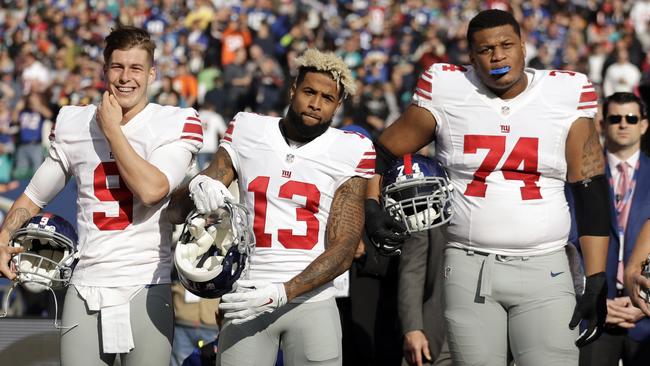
[0, 0, 649, 181]
[2, 0, 650, 364]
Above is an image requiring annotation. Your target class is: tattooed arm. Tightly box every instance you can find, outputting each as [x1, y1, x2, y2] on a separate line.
[284, 176, 367, 302]
[168, 147, 237, 224]
[0, 194, 41, 279]
[566, 116, 608, 275]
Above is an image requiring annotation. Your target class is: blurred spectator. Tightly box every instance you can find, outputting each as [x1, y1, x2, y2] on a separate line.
[603, 48, 642, 97]
[253, 55, 285, 116]
[203, 74, 229, 121]
[224, 47, 253, 115]
[196, 102, 226, 171]
[174, 62, 199, 108]
[0, 98, 16, 183]
[21, 51, 51, 94]
[12, 92, 51, 179]
[221, 13, 252, 67]
[154, 75, 181, 107]
[357, 82, 391, 140]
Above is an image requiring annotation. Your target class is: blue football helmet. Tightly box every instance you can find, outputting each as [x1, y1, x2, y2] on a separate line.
[10, 213, 78, 293]
[382, 154, 453, 232]
[174, 201, 255, 298]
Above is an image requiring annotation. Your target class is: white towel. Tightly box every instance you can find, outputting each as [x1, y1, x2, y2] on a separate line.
[75, 285, 144, 354]
[101, 303, 134, 353]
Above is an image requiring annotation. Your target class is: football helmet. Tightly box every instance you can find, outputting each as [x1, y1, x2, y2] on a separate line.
[1, 213, 78, 327]
[382, 154, 453, 232]
[174, 200, 255, 299]
[10, 213, 78, 292]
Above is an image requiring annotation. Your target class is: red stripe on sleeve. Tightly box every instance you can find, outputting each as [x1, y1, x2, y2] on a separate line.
[415, 90, 431, 100]
[182, 123, 203, 135]
[416, 76, 432, 93]
[579, 91, 597, 103]
[186, 116, 201, 123]
[224, 122, 235, 137]
[182, 135, 203, 142]
[356, 158, 376, 171]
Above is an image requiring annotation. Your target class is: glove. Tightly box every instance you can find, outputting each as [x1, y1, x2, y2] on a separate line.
[189, 175, 234, 214]
[569, 272, 607, 347]
[219, 280, 287, 324]
[364, 199, 409, 256]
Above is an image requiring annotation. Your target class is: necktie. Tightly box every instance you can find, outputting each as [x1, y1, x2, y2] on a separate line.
[616, 162, 631, 288]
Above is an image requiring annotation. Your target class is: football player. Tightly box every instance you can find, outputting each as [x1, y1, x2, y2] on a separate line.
[168, 49, 373, 365]
[365, 10, 609, 366]
[0, 26, 202, 365]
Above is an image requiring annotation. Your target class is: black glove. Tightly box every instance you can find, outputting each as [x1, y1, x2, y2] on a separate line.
[569, 272, 607, 348]
[364, 199, 409, 256]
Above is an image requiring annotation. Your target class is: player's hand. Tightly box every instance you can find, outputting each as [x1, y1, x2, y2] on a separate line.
[403, 330, 432, 366]
[219, 280, 287, 324]
[569, 272, 607, 347]
[0, 245, 23, 280]
[364, 199, 409, 256]
[97, 91, 123, 136]
[626, 270, 650, 317]
[606, 297, 644, 328]
[188, 175, 234, 214]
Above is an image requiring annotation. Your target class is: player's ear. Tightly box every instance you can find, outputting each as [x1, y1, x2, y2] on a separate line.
[289, 82, 296, 100]
[148, 66, 157, 86]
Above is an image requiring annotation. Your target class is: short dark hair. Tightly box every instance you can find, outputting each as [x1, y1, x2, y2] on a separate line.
[103, 26, 155, 66]
[603, 92, 646, 118]
[467, 10, 521, 45]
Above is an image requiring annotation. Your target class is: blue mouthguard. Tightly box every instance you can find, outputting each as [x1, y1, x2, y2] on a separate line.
[489, 66, 511, 75]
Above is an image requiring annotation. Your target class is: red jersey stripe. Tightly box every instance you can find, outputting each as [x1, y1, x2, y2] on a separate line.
[181, 135, 203, 142]
[182, 123, 203, 135]
[415, 90, 432, 100]
[416, 77, 432, 93]
[579, 91, 598, 103]
[577, 104, 598, 110]
[186, 116, 201, 123]
[356, 158, 376, 171]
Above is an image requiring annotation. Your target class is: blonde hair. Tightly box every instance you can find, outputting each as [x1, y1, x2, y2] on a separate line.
[294, 49, 357, 98]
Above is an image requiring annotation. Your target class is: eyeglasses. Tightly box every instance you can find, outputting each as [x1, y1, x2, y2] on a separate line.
[606, 114, 640, 124]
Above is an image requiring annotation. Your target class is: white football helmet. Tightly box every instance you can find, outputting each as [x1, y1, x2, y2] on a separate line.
[174, 200, 255, 298]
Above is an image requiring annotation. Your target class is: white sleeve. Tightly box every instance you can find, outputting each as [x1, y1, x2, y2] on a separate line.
[149, 140, 194, 193]
[25, 150, 71, 208]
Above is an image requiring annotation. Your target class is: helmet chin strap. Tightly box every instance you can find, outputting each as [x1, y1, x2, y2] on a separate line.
[0, 281, 78, 330]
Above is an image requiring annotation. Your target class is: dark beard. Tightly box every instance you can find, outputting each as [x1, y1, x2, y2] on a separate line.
[284, 106, 331, 142]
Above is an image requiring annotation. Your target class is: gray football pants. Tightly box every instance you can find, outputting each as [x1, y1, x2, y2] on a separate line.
[443, 247, 579, 366]
[217, 297, 342, 366]
[59, 284, 174, 366]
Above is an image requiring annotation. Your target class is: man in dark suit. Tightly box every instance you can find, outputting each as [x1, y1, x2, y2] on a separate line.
[580, 92, 650, 365]
[398, 228, 451, 366]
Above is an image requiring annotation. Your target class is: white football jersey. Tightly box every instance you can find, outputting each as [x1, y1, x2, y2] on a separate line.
[220, 112, 375, 302]
[50, 103, 203, 286]
[413, 64, 597, 255]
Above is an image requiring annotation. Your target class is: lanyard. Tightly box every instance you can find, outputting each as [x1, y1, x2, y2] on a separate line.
[607, 159, 640, 262]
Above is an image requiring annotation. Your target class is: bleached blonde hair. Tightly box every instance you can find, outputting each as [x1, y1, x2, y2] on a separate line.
[294, 48, 357, 99]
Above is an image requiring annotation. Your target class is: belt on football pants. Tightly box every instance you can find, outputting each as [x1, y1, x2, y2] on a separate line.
[463, 249, 530, 298]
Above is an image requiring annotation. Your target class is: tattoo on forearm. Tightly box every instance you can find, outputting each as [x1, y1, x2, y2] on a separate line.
[580, 123, 605, 178]
[286, 177, 367, 298]
[206, 148, 235, 184]
[3, 208, 32, 236]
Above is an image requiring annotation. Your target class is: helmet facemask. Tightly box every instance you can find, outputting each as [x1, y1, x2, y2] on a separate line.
[174, 201, 255, 298]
